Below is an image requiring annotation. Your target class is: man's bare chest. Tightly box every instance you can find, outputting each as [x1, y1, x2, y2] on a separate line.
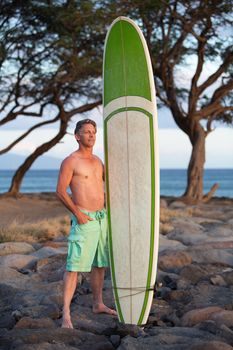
[73, 159, 102, 180]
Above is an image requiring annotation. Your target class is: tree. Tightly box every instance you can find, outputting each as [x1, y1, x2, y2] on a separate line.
[108, 0, 233, 203]
[0, 0, 105, 195]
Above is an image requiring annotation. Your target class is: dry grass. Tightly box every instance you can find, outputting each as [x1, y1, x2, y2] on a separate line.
[160, 222, 174, 235]
[160, 207, 198, 223]
[0, 215, 70, 243]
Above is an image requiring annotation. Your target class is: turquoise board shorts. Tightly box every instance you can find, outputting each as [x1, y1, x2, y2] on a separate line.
[66, 208, 109, 272]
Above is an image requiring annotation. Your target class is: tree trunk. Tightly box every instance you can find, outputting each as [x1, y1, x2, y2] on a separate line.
[182, 122, 218, 204]
[8, 120, 67, 196]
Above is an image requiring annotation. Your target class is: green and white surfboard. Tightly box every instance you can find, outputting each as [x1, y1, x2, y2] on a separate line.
[103, 17, 160, 325]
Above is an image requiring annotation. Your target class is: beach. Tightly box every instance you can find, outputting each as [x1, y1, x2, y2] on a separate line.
[0, 193, 233, 349]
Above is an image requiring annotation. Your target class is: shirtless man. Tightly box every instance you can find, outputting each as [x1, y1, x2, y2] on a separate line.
[56, 118, 117, 329]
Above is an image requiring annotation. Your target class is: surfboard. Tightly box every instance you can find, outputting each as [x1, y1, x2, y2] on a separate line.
[103, 16, 160, 325]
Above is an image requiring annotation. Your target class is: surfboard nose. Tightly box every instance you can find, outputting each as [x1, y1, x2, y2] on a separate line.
[103, 17, 152, 107]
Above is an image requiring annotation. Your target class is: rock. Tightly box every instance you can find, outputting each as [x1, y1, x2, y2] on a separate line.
[185, 282, 233, 311]
[31, 246, 67, 260]
[16, 301, 61, 320]
[210, 275, 228, 286]
[197, 319, 220, 334]
[194, 241, 233, 250]
[219, 324, 233, 345]
[205, 224, 233, 238]
[11, 343, 79, 350]
[169, 201, 187, 209]
[191, 341, 233, 350]
[15, 317, 56, 329]
[181, 306, 223, 327]
[150, 299, 173, 321]
[160, 199, 168, 208]
[167, 219, 205, 245]
[114, 322, 145, 338]
[110, 334, 121, 347]
[194, 209, 226, 221]
[0, 242, 35, 256]
[68, 304, 117, 335]
[0, 328, 114, 350]
[118, 327, 226, 350]
[222, 269, 233, 284]
[0, 254, 38, 270]
[36, 255, 66, 282]
[159, 235, 186, 252]
[0, 266, 29, 289]
[210, 310, 233, 328]
[43, 241, 67, 248]
[167, 290, 192, 304]
[0, 312, 16, 329]
[180, 264, 207, 285]
[158, 251, 192, 271]
[188, 248, 233, 267]
[191, 217, 223, 225]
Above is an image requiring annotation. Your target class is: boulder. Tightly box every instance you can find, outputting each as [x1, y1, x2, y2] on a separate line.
[210, 310, 233, 328]
[0, 328, 114, 350]
[0, 254, 38, 270]
[31, 246, 67, 260]
[159, 235, 186, 252]
[190, 341, 233, 350]
[158, 251, 192, 271]
[0, 266, 29, 289]
[167, 219, 205, 245]
[188, 248, 233, 267]
[180, 264, 206, 285]
[169, 201, 187, 209]
[181, 306, 223, 327]
[15, 317, 56, 329]
[0, 242, 35, 256]
[36, 255, 66, 282]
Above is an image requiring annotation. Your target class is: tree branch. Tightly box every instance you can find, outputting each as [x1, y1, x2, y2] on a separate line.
[189, 17, 212, 115]
[0, 101, 48, 126]
[197, 50, 233, 96]
[67, 99, 101, 118]
[0, 115, 60, 155]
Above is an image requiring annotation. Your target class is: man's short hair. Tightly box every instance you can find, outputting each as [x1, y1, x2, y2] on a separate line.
[74, 119, 97, 134]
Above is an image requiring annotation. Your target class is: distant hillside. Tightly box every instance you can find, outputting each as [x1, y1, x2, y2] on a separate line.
[0, 153, 62, 170]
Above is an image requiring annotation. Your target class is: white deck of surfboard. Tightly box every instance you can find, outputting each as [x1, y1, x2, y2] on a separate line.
[103, 17, 159, 325]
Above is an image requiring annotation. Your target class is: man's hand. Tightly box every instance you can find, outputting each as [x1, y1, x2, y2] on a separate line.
[76, 211, 94, 225]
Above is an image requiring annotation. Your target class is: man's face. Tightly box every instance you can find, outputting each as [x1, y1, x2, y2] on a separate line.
[76, 123, 96, 148]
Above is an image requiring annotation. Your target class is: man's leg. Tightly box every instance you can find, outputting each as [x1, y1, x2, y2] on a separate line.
[62, 271, 78, 328]
[91, 267, 117, 315]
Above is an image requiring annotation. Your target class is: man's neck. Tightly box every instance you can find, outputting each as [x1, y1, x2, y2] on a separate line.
[77, 147, 93, 159]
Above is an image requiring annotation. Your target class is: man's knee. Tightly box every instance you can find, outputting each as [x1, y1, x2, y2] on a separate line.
[64, 270, 78, 279]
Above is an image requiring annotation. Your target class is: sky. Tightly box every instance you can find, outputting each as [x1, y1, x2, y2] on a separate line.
[0, 44, 232, 170]
[0, 104, 232, 169]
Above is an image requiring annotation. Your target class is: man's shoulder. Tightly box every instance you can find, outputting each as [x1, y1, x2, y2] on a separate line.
[61, 153, 77, 168]
[93, 154, 103, 165]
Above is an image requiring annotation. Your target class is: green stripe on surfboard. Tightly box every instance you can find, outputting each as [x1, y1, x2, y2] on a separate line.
[104, 106, 156, 325]
[104, 20, 151, 106]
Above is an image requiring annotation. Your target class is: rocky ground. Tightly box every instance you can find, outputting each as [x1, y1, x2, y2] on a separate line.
[0, 196, 233, 349]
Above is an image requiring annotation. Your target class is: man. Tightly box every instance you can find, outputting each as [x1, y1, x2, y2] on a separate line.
[56, 118, 117, 329]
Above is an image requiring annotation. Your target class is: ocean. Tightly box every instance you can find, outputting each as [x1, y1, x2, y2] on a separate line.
[0, 169, 232, 198]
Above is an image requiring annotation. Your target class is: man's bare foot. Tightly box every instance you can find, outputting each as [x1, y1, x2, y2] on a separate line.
[93, 303, 117, 316]
[61, 314, 73, 328]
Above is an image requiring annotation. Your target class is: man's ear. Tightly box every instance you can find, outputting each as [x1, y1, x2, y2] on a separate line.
[75, 134, 80, 141]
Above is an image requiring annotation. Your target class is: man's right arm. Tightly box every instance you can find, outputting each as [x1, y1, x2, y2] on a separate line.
[56, 157, 92, 224]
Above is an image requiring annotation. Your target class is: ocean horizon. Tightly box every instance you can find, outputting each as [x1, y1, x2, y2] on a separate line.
[0, 169, 232, 198]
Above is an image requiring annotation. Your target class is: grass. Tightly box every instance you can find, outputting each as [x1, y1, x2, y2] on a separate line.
[0, 215, 70, 243]
[0, 204, 199, 243]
